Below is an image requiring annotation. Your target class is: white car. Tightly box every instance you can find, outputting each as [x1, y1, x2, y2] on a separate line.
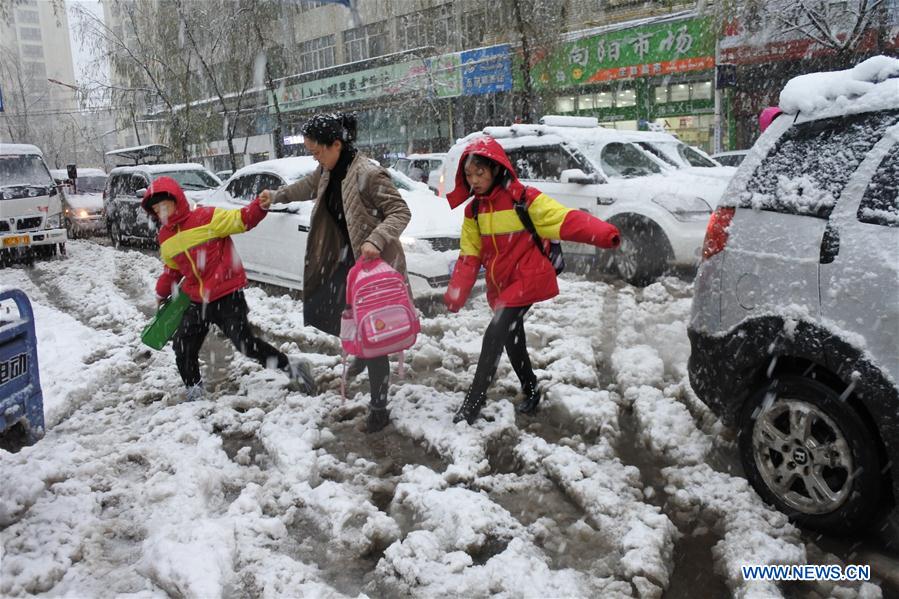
[441, 115, 732, 286]
[710, 150, 749, 167]
[393, 153, 446, 193]
[51, 168, 107, 238]
[203, 157, 462, 298]
[614, 129, 737, 183]
[0, 143, 67, 261]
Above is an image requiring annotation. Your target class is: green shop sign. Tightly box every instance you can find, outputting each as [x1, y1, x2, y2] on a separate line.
[273, 53, 462, 113]
[529, 17, 714, 90]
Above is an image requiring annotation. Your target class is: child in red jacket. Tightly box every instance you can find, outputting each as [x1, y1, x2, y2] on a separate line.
[142, 176, 314, 401]
[444, 137, 621, 424]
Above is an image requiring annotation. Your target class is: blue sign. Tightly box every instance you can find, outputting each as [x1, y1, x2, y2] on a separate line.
[461, 45, 512, 96]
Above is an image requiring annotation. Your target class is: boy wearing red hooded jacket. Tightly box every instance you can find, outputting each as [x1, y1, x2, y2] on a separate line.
[444, 137, 620, 424]
[142, 176, 314, 401]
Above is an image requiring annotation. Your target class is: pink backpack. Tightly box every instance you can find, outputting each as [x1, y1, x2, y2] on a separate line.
[340, 258, 419, 359]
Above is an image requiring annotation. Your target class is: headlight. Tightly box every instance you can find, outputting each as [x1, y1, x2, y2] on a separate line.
[652, 194, 712, 221]
[77, 208, 89, 218]
[45, 213, 62, 228]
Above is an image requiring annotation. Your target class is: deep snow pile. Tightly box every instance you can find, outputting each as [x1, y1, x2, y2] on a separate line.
[0, 241, 886, 598]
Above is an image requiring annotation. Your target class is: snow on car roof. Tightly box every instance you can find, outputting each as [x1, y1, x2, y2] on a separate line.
[109, 163, 211, 175]
[75, 168, 107, 177]
[230, 156, 319, 182]
[401, 153, 447, 160]
[780, 55, 899, 119]
[0, 143, 43, 156]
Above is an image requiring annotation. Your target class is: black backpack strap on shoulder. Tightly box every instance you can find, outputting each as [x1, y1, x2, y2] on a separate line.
[513, 188, 548, 258]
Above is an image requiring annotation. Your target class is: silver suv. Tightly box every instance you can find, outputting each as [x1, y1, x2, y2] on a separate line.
[688, 57, 898, 534]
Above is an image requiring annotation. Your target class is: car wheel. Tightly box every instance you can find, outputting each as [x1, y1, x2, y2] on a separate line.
[613, 223, 668, 287]
[739, 374, 884, 534]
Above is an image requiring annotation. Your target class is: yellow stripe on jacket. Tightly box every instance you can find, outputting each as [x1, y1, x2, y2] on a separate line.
[160, 207, 249, 264]
[460, 192, 572, 254]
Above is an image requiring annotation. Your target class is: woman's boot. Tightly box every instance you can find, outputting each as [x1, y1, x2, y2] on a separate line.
[366, 405, 390, 433]
[516, 383, 541, 414]
[453, 389, 486, 424]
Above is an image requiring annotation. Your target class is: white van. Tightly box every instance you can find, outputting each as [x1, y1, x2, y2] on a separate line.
[0, 144, 67, 262]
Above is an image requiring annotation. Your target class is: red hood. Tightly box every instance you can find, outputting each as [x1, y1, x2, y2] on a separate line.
[446, 136, 525, 209]
[142, 176, 190, 226]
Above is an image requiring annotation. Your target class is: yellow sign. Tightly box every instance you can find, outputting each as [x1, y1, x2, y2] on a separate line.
[3, 235, 30, 247]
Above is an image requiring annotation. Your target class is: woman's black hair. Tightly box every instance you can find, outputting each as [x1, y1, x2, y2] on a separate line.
[302, 112, 357, 147]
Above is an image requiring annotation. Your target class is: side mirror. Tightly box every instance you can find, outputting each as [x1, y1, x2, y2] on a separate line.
[560, 169, 597, 185]
[136, 188, 147, 199]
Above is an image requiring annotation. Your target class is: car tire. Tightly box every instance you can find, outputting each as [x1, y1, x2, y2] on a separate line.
[738, 374, 884, 534]
[613, 222, 668, 287]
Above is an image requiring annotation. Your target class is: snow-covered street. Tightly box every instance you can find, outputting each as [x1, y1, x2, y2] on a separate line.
[0, 240, 894, 598]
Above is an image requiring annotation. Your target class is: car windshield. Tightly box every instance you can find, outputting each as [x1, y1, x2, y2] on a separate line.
[587, 142, 662, 179]
[677, 144, 717, 167]
[0, 154, 54, 188]
[637, 142, 679, 166]
[157, 169, 219, 190]
[76, 175, 107, 193]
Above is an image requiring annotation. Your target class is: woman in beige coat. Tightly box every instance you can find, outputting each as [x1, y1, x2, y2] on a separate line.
[259, 113, 411, 432]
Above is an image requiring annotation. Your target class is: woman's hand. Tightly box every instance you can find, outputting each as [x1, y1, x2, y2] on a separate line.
[360, 241, 381, 260]
[258, 189, 272, 209]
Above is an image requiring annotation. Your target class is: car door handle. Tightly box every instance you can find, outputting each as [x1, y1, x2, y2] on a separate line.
[597, 197, 616, 205]
[298, 225, 309, 232]
[820, 222, 840, 264]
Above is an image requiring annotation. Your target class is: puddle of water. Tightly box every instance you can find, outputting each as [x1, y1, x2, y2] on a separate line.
[322, 417, 446, 477]
[664, 530, 730, 599]
[489, 478, 618, 575]
[282, 513, 381, 597]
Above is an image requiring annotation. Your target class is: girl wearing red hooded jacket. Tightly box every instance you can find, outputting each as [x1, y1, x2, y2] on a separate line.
[142, 176, 313, 401]
[444, 137, 621, 424]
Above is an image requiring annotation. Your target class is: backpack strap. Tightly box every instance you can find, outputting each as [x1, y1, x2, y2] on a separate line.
[513, 188, 550, 259]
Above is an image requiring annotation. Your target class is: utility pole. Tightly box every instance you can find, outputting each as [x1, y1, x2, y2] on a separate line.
[511, 0, 535, 123]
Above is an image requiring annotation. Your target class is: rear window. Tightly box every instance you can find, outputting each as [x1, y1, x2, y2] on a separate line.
[740, 110, 899, 219]
[857, 146, 899, 227]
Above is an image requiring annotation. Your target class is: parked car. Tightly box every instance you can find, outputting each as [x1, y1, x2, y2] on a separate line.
[0, 143, 67, 263]
[688, 56, 899, 534]
[440, 115, 731, 285]
[393, 153, 446, 193]
[710, 150, 749, 167]
[104, 163, 220, 245]
[215, 169, 233, 181]
[204, 157, 462, 298]
[51, 167, 107, 238]
[615, 130, 738, 185]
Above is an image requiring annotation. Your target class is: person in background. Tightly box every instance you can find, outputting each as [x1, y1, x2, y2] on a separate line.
[143, 176, 314, 402]
[444, 137, 621, 424]
[259, 113, 411, 433]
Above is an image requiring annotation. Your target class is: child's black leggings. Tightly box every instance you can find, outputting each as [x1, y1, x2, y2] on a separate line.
[365, 356, 389, 408]
[173, 290, 288, 387]
[468, 305, 537, 399]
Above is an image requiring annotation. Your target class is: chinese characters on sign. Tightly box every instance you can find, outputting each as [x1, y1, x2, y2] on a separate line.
[461, 45, 512, 95]
[532, 18, 713, 90]
[0, 353, 28, 386]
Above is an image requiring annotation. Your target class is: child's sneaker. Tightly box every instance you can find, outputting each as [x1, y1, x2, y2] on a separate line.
[185, 382, 205, 402]
[287, 357, 315, 394]
[516, 383, 542, 414]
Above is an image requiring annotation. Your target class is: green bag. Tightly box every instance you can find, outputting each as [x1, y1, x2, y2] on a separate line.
[141, 290, 191, 350]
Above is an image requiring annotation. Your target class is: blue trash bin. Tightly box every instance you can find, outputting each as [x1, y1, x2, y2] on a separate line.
[0, 289, 45, 448]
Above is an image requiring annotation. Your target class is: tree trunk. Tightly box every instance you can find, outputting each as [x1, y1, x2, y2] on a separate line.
[511, 0, 536, 123]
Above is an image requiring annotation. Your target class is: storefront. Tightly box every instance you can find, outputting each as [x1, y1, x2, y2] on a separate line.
[526, 16, 717, 151]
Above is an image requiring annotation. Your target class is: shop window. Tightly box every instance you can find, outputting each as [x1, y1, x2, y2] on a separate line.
[596, 91, 613, 109]
[692, 81, 712, 100]
[579, 94, 595, 110]
[615, 88, 636, 108]
[556, 96, 576, 113]
[670, 83, 690, 102]
[654, 86, 667, 104]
